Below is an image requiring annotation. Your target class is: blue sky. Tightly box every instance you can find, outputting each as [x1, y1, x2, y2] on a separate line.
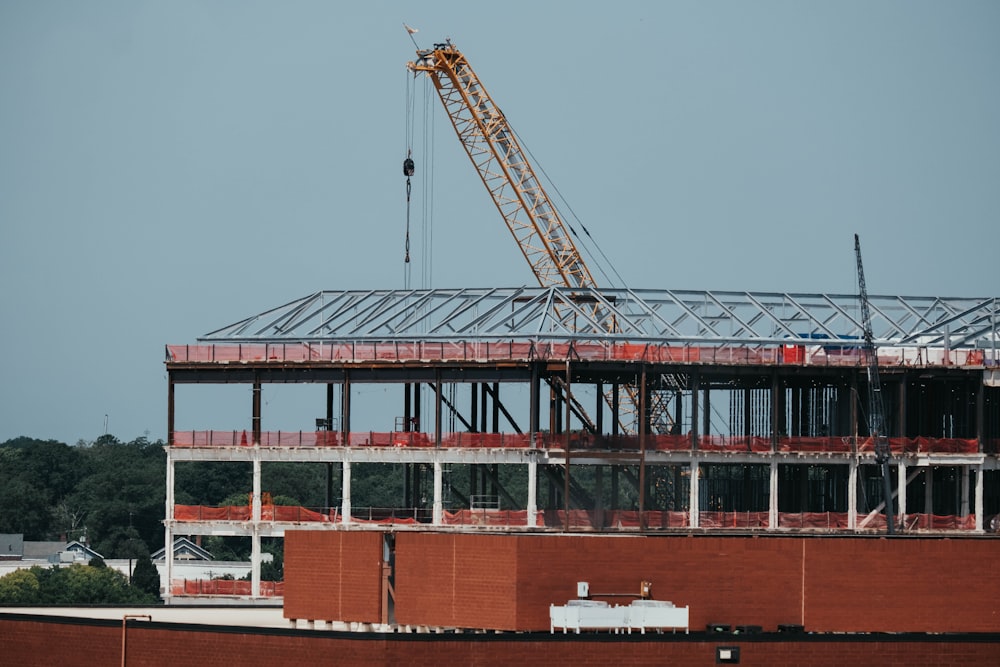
[1, 1, 998, 445]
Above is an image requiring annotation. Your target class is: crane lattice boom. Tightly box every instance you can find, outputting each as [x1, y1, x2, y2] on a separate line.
[408, 42, 596, 291]
[409, 40, 681, 437]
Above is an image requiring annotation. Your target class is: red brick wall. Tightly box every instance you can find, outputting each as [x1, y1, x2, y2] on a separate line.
[391, 533, 1000, 633]
[2, 615, 999, 666]
[394, 532, 519, 629]
[283, 530, 383, 623]
[804, 537, 1000, 632]
[284, 531, 1000, 633]
[513, 534, 805, 631]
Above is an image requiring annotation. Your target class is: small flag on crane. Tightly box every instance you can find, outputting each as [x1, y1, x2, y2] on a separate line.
[404, 24, 418, 35]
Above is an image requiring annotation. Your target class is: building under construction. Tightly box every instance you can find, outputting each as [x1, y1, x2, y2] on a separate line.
[163, 285, 1000, 602]
[157, 40, 1000, 641]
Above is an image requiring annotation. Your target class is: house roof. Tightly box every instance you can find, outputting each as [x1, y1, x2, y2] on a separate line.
[22, 541, 65, 559]
[20, 540, 103, 561]
[151, 536, 213, 561]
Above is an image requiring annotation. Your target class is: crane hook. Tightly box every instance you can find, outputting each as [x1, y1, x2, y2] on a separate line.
[403, 153, 414, 264]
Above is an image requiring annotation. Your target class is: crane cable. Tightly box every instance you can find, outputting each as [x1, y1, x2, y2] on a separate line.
[511, 126, 627, 290]
[403, 70, 418, 288]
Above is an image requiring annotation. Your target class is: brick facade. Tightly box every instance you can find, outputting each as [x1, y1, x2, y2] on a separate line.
[283, 530, 384, 623]
[286, 531, 1000, 633]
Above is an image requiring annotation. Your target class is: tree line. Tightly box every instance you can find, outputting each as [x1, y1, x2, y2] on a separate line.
[0, 434, 421, 562]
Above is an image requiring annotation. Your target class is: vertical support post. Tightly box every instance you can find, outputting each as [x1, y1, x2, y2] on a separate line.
[674, 391, 682, 437]
[743, 387, 751, 440]
[481, 381, 488, 433]
[341, 456, 352, 525]
[612, 383, 621, 437]
[563, 361, 572, 531]
[492, 382, 500, 433]
[252, 378, 262, 445]
[638, 365, 647, 531]
[251, 452, 261, 598]
[595, 380, 604, 435]
[848, 457, 858, 530]
[432, 459, 443, 526]
[529, 363, 540, 446]
[167, 379, 175, 447]
[341, 370, 351, 439]
[975, 463, 984, 532]
[527, 456, 538, 527]
[690, 372, 700, 450]
[702, 384, 710, 440]
[404, 383, 412, 430]
[403, 384, 412, 506]
[326, 383, 335, 510]
[897, 461, 907, 529]
[434, 370, 442, 448]
[689, 460, 699, 529]
[771, 371, 781, 451]
[769, 459, 778, 531]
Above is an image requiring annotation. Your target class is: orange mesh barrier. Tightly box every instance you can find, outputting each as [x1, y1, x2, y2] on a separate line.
[698, 511, 771, 528]
[441, 510, 530, 526]
[901, 513, 978, 530]
[856, 437, 979, 454]
[167, 342, 986, 368]
[439, 432, 532, 448]
[779, 437, 852, 453]
[172, 505, 978, 532]
[699, 435, 773, 452]
[169, 579, 282, 597]
[271, 506, 332, 522]
[542, 510, 597, 529]
[170, 430, 983, 457]
[351, 515, 420, 525]
[777, 512, 851, 529]
[174, 505, 337, 523]
[173, 505, 250, 521]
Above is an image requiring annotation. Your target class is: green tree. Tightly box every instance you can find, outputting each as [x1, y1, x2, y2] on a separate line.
[0, 563, 157, 605]
[69, 436, 166, 556]
[130, 555, 161, 599]
[0, 568, 41, 604]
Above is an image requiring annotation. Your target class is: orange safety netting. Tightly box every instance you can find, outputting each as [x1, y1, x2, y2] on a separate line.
[174, 505, 251, 521]
[171, 430, 985, 455]
[899, 513, 978, 530]
[169, 579, 284, 597]
[856, 437, 979, 454]
[174, 505, 336, 523]
[442, 510, 530, 527]
[173, 505, 980, 532]
[166, 343, 990, 367]
[777, 512, 852, 529]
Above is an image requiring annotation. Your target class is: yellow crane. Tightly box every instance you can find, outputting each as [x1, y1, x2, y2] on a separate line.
[407, 39, 679, 439]
[408, 40, 598, 292]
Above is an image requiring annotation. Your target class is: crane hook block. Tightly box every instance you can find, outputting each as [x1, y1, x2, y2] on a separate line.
[403, 157, 415, 177]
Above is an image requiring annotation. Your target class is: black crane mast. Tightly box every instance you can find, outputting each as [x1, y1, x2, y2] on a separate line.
[855, 233, 896, 535]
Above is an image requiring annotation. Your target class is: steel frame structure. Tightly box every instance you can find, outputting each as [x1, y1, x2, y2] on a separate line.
[200, 287, 999, 351]
[163, 287, 1000, 602]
